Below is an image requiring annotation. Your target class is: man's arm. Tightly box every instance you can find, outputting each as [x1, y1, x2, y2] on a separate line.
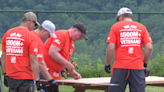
[106, 43, 115, 65]
[39, 60, 52, 81]
[30, 54, 40, 80]
[49, 44, 74, 72]
[1, 51, 6, 73]
[143, 43, 153, 64]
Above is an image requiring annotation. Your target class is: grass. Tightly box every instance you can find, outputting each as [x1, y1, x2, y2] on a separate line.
[2, 76, 164, 92]
[3, 85, 164, 92]
[59, 85, 164, 92]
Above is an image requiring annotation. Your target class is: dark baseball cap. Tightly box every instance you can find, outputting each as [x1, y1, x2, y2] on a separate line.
[73, 22, 88, 40]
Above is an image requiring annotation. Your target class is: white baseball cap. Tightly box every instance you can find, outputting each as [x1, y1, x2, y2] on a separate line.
[116, 7, 132, 21]
[41, 20, 57, 38]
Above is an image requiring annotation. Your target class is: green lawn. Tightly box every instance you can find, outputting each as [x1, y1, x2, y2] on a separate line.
[59, 85, 164, 92]
[2, 83, 164, 92]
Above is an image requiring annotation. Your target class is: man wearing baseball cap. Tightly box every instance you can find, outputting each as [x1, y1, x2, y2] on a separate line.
[105, 7, 153, 92]
[116, 7, 133, 21]
[31, 20, 57, 91]
[1, 12, 41, 92]
[23, 12, 40, 26]
[73, 22, 88, 40]
[43, 22, 88, 92]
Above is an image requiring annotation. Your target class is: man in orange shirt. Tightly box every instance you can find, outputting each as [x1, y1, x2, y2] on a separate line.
[43, 22, 88, 92]
[1, 12, 41, 92]
[31, 20, 57, 91]
[105, 7, 153, 92]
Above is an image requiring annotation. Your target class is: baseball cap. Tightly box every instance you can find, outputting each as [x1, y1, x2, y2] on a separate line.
[41, 20, 57, 38]
[23, 12, 40, 26]
[73, 22, 88, 40]
[116, 7, 132, 21]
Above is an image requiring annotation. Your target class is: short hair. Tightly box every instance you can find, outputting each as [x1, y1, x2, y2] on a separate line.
[22, 15, 28, 22]
[122, 13, 133, 19]
[38, 26, 44, 31]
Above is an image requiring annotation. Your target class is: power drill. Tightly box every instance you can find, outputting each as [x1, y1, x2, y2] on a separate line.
[61, 61, 78, 79]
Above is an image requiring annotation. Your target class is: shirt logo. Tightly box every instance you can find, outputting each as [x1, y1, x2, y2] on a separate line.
[124, 25, 137, 29]
[107, 37, 110, 40]
[6, 32, 24, 56]
[53, 72, 59, 77]
[54, 39, 61, 45]
[149, 37, 152, 41]
[69, 43, 74, 54]
[128, 47, 134, 54]
[10, 32, 22, 38]
[37, 54, 43, 58]
[120, 25, 141, 47]
[34, 48, 38, 52]
[11, 56, 16, 63]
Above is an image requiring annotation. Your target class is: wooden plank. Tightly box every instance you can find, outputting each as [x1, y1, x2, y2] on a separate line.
[73, 86, 108, 92]
[56, 77, 111, 84]
[41, 76, 164, 86]
[40, 76, 164, 92]
[146, 76, 164, 84]
[41, 77, 111, 86]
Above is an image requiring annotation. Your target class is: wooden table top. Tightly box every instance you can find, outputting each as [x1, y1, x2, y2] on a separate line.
[41, 76, 164, 86]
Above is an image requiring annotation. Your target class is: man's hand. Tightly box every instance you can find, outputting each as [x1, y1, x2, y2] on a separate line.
[48, 79, 58, 91]
[69, 70, 82, 80]
[36, 81, 42, 90]
[3, 73, 8, 87]
[73, 72, 82, 80]
[48, 79, 56, 85]
[105, 65, 111, 73]
[144, 63, 150, 77]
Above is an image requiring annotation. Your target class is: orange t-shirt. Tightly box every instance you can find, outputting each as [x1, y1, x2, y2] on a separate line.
[106, 21, 153, 69]
[31, 31, 44, 61]
[2, 27, 38, 80]
[43, 30, 75, 73]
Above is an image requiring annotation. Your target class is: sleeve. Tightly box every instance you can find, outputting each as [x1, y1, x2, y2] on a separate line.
[51, 32, 66, 49]
[106, 26, 116, 44]
[29, 34, 39, 55]
[142, 26, 153, 45]
[2, 33, 7, 51]
[37, 44, 44, 61]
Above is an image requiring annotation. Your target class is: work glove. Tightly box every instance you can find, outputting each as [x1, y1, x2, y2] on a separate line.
[48, 79, 58, 92]
[3, 73, 8, 87]
[36, 80, 42, 91]
[105, 65, 111, 73]
[48, 79, 56, 85]
[144, 63, 150, 77]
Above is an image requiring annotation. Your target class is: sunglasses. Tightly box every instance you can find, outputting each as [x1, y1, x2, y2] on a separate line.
[33, 21, 37, 26]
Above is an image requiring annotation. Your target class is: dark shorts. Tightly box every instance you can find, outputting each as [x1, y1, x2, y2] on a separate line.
[40, 73, 59, 92]
[6, 76, 34, 92]
[108, 68, 145, 92]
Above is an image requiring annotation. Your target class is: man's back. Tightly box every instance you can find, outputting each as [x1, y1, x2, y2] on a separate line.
[106, 21, 153, 69]
[2, 27, 38, 80]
